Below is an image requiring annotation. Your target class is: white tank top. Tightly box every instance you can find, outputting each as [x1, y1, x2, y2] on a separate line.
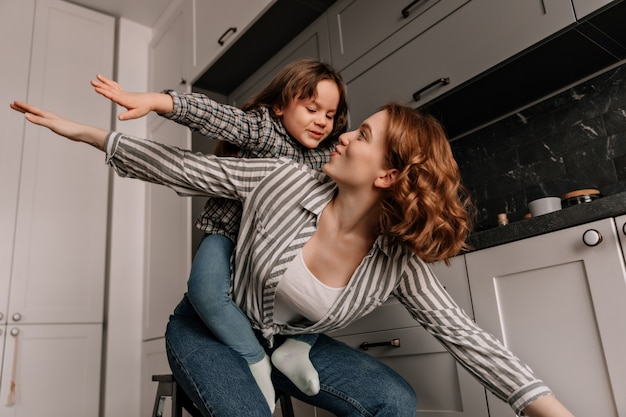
[274, 249, 346, 325]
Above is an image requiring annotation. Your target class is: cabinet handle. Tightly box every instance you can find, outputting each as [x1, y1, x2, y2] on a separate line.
[217, 27, 237, 46]
[179, 78, 187, 86]
[6, 328, 20, 406]
[582, 229, 602, 247]
[401, 0, 423, 18]
[412, 77, 450, 101]
[0, 312, 3, 321]
[11, 312, 22, 322]
[622, 222, 626, 236]
[359, 338, 401, 350]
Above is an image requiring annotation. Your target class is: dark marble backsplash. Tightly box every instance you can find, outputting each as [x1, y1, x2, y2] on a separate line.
[450, 62, 626, 232]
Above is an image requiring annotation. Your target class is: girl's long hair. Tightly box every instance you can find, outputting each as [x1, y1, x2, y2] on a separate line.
[378, 103, 475, 263]
[216, 58, 348, 156]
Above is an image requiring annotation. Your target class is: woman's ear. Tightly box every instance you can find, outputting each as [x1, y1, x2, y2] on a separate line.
[374, 168, 398, 189]
[273, 104, 284, 117]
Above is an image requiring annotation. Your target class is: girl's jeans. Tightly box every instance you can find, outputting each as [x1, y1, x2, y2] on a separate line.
[187, 234, 266, 363]
[187, 233, 318, 364]
[165, 295, 417, 417]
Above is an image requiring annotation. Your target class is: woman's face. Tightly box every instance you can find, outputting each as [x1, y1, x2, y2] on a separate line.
[323, 110, 393, 189]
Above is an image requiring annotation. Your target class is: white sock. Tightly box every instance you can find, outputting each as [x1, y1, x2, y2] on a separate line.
[248, 355, 276, 413]
[271, 339, 320, 396]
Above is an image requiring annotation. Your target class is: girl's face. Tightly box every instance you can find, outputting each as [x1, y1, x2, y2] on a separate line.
[274, 79, 340, 149]
[323, 110, 396, 190]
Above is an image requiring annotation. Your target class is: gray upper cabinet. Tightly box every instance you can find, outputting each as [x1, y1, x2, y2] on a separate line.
[326, 0, 469, 71]
[339, 0, 577, 129]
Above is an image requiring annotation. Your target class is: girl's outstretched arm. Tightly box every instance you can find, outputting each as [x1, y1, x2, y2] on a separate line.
[10, 101, 107, 150]
[91, 74, 173, 121]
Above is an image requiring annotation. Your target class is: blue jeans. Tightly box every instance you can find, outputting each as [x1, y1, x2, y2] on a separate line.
[165, 295, 417, 417]
[187, 234, 266, 363]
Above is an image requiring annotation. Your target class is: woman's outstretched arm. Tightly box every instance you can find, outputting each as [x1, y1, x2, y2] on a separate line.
[10, 101, 108, 150]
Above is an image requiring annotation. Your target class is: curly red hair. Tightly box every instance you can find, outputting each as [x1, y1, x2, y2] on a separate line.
[378, 103, 474, 263]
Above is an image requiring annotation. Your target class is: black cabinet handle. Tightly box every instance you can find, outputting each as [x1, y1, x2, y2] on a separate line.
[412, 77, 450, 101]
[359, 338, 401, 350]
[401, 0, 423, 18]
[218, 27, 237, 46]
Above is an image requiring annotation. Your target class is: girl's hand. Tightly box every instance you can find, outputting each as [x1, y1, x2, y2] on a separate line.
[91, 74, 173, 120]
[9, 101, 107, 149]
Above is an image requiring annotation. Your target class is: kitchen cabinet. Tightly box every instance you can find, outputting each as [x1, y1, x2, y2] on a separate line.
[140, 5, 192, 411]
[142, 115, 191, 341]
[1, 0, 113, 326]
[572, 0, 617, 19]
[0, 324, 102, 417]
[297, 256, 490, 417]
[465, 218, 626, 416]
[183, 0, 275, 83]
[150, 0, 188, 93]
[0, 0, 113, 415]
[340, 0, 576, 128]
[326, 0, 469, 71]
[228, 14, 332, 107]
[142, 0, 192, 342]
[0, 0, 35, 328]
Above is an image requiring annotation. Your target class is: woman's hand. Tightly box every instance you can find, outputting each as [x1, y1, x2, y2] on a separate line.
[91, 74, 174, 120]
[10, 101, 107, 150]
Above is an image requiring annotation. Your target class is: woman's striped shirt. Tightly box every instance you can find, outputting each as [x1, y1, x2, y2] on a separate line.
[105, 131, 551, 415]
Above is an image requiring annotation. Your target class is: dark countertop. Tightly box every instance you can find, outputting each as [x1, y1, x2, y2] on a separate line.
[465, 192, 626, 252]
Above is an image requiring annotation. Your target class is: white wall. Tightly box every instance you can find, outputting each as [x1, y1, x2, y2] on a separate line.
[103, 17, 151, 417]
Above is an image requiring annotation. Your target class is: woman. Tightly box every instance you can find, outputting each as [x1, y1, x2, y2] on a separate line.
[10, 100, 575, 417]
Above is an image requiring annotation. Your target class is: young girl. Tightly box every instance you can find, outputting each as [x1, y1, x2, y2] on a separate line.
[92, 59, 348, 410]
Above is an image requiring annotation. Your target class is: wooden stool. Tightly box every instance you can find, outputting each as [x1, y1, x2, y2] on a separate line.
[151, 374, 295, 417]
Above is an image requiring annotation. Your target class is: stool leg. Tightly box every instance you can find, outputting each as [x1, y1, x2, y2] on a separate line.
[151, 377, 175, 417]
[278, 392, 295, 417]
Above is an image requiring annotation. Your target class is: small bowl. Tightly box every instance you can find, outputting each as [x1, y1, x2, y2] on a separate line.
[528, 197, 561, 217]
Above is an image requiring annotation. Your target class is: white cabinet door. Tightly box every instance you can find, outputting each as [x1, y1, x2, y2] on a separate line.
[143, 116, 191, 341]
[143, 0, 192, 341]
[465, 219, 626, 417]
[185, 0, 275, 83]
[0, 0, 35, 326]
[8, 0, 113, 325]
[327, 0, 469, 71]
[342, 0, 576, 129]
[0, 324, 102, 417]
[150, 2, 188, 93]
[327, 256, 489, 417]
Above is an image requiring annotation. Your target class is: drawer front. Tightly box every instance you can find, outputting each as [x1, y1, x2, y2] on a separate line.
[334, 326, 489, 416]
[327, 0, 469, 70]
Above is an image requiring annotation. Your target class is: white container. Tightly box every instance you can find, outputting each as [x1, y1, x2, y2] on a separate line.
[528, 197, 562, 217]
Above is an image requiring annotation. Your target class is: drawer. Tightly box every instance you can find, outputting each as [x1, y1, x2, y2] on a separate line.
[333, 326, 489, 416]
[327, 0, 469, 70]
